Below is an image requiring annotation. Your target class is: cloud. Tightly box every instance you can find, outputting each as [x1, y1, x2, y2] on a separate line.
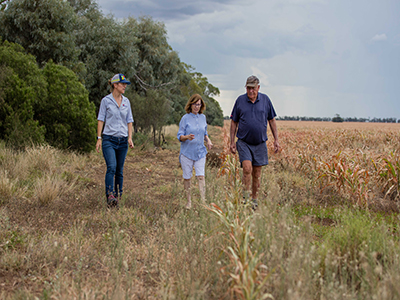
[98, 0, 241, 20]
[97, 0, 400, 118]
[370, 33, 387, 42]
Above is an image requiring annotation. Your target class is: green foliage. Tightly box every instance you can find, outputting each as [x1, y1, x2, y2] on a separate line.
[0, 0, 10, 11]
[320, 209, 391, 265]
[127, 89, 171, 146]
[0, 0, 80, 68]
[71, 2, 139, 107]
[39, 61, 96, 152]
[132, 16, 182, 92]
[0, 40, 96, 152]
[332, 113, 344, 123]
[0, 40, 47, 148]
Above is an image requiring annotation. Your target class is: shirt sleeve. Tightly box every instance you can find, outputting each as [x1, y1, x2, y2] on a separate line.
[125, 99, 134, 124]
[177, 115, 187, 142]
[267, 98, 277, 120]
[204, 115, 208, 136]
[97, 98, 107, 121]
[230, 98, 240, 122]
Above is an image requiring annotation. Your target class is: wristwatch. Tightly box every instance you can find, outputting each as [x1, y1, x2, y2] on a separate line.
[97, 136, 102, 140]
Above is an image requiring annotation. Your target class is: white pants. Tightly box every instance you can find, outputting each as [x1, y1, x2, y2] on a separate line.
[180, 154, 206, 179]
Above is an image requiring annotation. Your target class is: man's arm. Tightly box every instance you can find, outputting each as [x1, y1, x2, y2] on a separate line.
[268, 118, 280, 153]
[230, 120, 238, 154]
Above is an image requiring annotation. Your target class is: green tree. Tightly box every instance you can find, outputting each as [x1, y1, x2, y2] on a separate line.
[125, 16, 188, 143]
[332, 114, 344, 123]
[39, 61, 96, 152]
[127, 89, 172, 146]
[0, 0, 80, 69]
[70, 1, 139, 107]
[131, 16, 182, 93]
[0, 40, 46, 148]
[0, 40, 96, 152]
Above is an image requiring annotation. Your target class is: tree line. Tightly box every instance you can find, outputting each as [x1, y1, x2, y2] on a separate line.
[277, 115, 400, 123]
[0, 0, 224, 151]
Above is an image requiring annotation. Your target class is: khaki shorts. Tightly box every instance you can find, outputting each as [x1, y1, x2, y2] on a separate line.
[180, 154, 206, 179]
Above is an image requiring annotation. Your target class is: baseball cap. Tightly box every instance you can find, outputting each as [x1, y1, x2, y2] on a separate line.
[245, 75, 259, 87]
[111, 73, 131, 85]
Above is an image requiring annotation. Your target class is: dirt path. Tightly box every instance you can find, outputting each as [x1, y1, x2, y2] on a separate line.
[91, 126, 226, 208]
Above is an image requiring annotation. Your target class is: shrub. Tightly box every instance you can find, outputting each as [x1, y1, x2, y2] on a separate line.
[0, 41, 47, 148]
[39, 61, 96, 152]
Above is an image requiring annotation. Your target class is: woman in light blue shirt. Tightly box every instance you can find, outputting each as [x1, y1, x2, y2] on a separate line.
[96, 74, 134, 208]
[177, 94, 213, 209]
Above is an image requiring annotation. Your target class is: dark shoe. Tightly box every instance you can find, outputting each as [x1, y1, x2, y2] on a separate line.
[251, 199, 258, 211]
[242, 191, 250, 205]
[107, 195, 118, 208]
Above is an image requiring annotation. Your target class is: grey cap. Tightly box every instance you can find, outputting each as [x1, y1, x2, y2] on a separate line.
[245, 75, 260, 87]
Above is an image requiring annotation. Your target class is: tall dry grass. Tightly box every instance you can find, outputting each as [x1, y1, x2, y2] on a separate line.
[274, 121, 400, 206]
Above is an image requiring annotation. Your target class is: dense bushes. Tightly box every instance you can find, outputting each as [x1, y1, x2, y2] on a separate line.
[0, 40, 96, 151]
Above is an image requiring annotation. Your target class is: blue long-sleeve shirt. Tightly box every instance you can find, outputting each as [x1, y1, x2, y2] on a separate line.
[177, 113, 208, 161]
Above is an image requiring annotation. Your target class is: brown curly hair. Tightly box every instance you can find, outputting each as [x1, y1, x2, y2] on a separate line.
[184, 94, 206, 114]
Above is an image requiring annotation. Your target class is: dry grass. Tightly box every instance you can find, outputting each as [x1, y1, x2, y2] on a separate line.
[1, 121, 400, 299]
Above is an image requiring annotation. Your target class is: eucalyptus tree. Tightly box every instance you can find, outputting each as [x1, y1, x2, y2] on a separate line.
[124, 16, 187, 141]
[0, 0, 80, 70]
[69, 0, 140, 107]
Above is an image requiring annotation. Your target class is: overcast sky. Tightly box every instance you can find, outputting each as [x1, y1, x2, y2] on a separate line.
[98, 0, 400, 119]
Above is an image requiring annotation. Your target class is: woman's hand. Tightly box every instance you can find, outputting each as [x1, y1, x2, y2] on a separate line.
[128, 138, 134, 149]
[180, 134, 195, 142]
[205, 136, 213, 150]
[96, 139, 102, 153]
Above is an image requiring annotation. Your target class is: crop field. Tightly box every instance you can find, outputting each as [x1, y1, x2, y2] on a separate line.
[1, 120, 400, 299]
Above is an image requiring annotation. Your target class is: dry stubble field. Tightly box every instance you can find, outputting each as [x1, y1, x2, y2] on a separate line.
[1, 120, 400, 299]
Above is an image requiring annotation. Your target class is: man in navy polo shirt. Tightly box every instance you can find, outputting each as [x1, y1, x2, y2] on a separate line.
[230, 75, 280, 209]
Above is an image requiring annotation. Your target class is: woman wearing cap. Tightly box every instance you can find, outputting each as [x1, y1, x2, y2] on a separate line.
[96, 74, 134, 208]
[177, 94, 213, 209]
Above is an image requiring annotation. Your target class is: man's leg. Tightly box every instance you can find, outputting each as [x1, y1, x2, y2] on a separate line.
[242, 160, 253, 201]
[251, 166, 262, 200]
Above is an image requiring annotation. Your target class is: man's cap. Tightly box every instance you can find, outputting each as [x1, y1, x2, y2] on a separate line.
[245, 75, 260, 87]
[111, 73, 131, 85]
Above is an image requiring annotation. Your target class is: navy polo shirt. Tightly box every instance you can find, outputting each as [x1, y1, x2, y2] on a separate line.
[230, 92, 276, 145]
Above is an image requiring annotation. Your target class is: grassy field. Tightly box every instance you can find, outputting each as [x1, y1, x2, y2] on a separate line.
[1, 120, 400, 299]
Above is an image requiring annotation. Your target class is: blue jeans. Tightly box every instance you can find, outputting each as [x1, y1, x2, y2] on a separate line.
[102, 134, 128, 198]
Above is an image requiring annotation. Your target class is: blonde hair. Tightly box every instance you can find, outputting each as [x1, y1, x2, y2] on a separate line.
[184, 94, 206, 114]
[108, 78, 116, 92]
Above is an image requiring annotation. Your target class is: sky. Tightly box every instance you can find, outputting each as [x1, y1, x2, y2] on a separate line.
[98, 0, 400, 119]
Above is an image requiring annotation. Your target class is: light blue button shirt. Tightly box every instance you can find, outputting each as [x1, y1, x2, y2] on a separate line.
[97, 93, 134, 137]
[177, 113, 208, 161]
